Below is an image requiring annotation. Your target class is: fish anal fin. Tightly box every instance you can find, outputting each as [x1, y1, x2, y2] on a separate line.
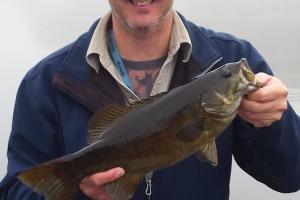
[45, 182, 77, 200]
[18, 163, 77, 200]
[196, 140, 218, 167]
[105, 173, 143, 200]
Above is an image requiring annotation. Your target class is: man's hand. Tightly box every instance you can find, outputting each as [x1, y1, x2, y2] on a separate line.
[79, 167, 125, 200]
[238, 72, 288, 127]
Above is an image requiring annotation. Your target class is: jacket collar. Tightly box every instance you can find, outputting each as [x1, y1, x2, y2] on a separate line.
[56, 19, 100, 81]
[53, 15, 222, 112]
[178, 12, 222, 74]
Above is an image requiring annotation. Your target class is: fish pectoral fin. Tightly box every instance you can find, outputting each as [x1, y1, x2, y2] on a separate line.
[196, 140, 218, 167]
[105, 173, 143, 200]
[177, 121, 204, 142]
[18, 162, 77, 200]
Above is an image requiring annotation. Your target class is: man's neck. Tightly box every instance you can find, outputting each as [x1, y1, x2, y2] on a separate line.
[111, 14, 173, 62]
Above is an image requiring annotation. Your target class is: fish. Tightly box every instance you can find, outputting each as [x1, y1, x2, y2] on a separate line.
[17, 58, 261, 200]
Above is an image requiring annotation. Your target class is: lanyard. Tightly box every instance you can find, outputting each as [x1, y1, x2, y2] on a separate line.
[108, 29, 133, 91]
[109, 30, 153, 200]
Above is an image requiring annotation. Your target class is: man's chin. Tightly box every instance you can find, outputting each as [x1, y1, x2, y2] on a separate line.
[124, 20, 160, 34]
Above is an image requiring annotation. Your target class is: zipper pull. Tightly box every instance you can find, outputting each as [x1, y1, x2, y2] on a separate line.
[145, 172, 153, 200]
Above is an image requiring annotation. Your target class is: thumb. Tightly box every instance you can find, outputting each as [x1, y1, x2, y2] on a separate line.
[255, 72, 272, 86]
[82, 167, 125, 186]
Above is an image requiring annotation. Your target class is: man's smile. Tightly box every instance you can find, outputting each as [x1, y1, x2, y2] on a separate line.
[129, 0, 154, 6]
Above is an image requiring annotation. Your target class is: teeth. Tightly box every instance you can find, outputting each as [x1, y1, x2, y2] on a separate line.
[131, 0, 153, 6]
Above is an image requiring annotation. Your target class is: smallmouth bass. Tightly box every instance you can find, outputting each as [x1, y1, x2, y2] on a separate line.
[18, 58, 261, 200]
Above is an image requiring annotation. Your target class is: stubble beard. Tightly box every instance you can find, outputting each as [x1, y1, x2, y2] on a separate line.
[112, 9, 173, 41]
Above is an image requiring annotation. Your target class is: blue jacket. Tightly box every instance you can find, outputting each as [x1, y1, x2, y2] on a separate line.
[1, 14, 300, 200]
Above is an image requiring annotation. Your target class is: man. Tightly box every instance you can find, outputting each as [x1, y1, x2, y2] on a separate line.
[0, 0, 299, 199]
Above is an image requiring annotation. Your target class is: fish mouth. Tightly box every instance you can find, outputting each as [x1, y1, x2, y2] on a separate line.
[239, 59, 262, 94]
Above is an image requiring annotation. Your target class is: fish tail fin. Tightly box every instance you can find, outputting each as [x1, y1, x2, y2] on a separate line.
[18, 162, 77, 200]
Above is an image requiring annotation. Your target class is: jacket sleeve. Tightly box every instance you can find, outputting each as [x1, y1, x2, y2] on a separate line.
[0, 68, 63, 199]
[232, 41, 300, 193]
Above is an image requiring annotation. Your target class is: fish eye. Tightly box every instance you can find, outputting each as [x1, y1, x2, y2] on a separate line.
[222, 69, 232, 78]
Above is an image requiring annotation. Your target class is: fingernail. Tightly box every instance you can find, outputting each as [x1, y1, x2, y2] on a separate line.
[114, 168, 125, 178]
[81, 177, 88, 183]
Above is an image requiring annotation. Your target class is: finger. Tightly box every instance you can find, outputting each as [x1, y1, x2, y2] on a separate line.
[240, 97, 287, 113]
[79, 168, 125, 200]
[247, 83, 288, 103]
[247, 73, 287, 102]
[238, 108, 284, 122]
[238, 111, 276, 127]
[82, 167, 125, 186]
[254, 72, 273, 86]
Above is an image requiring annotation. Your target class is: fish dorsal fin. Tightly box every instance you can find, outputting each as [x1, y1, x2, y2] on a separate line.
[196, 140, 218, 167]
[105, 173, 144, 200]
[87, 92, 166, 145]
[128, 92, 167, 108]
[88, 105, 133, 145]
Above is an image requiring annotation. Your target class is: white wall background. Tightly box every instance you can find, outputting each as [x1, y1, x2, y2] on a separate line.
[0, 0, 299, 199]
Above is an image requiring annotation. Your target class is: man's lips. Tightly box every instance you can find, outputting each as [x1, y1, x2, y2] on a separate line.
[129, 0, 154, 6]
